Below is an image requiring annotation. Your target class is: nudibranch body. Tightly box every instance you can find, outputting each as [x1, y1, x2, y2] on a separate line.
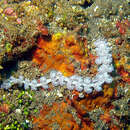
[0, 38, 114, 94]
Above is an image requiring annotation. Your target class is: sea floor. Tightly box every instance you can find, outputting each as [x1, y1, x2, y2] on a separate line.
[0, 0, 129, 129]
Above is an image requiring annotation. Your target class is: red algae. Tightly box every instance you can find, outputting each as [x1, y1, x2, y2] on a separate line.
[116, 19, 130, 35]
[37, 21, 49, 36]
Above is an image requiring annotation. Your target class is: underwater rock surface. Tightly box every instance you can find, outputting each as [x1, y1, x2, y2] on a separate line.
[0, 0, 129, 129]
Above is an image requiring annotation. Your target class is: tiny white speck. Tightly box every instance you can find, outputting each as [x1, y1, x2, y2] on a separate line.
[94, 6, 99, 12]
[125, 89, 128, 93]
[15, 109, 21, 114]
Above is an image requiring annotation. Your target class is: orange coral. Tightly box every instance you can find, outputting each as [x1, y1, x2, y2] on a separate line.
[113, 54, 130, 84]
[32, 82, 127, 129]
[33, 33, 91, 76]
[100, 112, 112, 123]
[118, 66, 130, 83]
[33, 102, 80, 130]
[70, 84, 114, 116]
[64, 84, 124, 129]
[0, 103, 9, 113]
[33, 101, 94, 130]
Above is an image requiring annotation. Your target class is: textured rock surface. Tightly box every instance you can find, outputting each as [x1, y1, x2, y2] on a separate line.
[0, 0, 129, 129]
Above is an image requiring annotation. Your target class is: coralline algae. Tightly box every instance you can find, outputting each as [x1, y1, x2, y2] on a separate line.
[0, 39, 114, 94]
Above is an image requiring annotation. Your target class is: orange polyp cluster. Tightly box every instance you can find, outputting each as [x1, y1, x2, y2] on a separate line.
[32, 33, 90, 76]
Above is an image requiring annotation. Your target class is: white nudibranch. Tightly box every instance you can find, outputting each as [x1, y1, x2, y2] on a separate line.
[0, 39, 114, 93]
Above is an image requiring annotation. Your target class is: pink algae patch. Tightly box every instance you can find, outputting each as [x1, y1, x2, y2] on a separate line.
[4, 7, 17, 17]
[4, 7, 14, 15]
